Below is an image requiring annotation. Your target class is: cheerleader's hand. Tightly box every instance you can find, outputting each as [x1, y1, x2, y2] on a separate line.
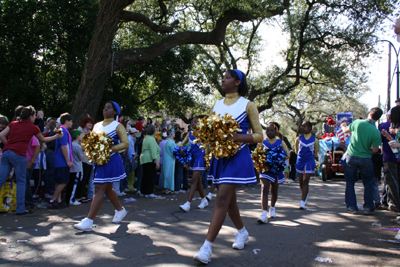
[156, 163, 160, 170]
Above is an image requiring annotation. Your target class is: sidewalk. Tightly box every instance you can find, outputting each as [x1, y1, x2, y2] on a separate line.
[0, 178, 399, 266]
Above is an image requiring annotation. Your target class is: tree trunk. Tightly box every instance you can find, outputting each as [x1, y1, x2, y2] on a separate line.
[71, 0, 132, 125]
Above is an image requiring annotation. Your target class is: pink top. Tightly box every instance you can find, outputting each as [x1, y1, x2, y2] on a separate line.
[26, 136, 40, 163]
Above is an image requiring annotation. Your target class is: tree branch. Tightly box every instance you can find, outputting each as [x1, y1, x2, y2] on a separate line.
[114, 5, 289, 71]
[119, 10, 179, 33]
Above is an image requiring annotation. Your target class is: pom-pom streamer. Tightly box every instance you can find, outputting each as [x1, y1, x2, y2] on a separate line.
[81, 131, 114, 165]
[193, 112, 242, 159]
[173, 146, 192, 165]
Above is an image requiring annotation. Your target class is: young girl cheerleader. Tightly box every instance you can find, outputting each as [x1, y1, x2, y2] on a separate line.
[179, 117, 209, 212]
[74, 101, 129, 231]
[295, 121, 319, 209]
[257, 122, 289, 223]
[193, 69, 263, 264]
[0, 106, 62, 215]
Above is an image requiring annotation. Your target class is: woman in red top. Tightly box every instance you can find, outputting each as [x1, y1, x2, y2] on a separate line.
[0, 106, 62, 215]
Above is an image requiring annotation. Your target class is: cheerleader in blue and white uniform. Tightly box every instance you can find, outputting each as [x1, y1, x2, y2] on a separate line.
[295, 121, 319, 210]
[257, 122, 289, 224]
[179, 117, 209, 212]
[74, 101, 129, 231]
[193, 70, 263, 264]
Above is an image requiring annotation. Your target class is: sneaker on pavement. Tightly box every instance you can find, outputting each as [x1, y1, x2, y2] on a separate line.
[363, 208, 376, 215]
[178, 189, 186, 194]
[148, 194, 157, 198]
[193, 246, 212, 264]
[198, 198, 209, 209]
[47, 201, 59, 209]
[112, 207, 128, 223]
[347, 208, 358, 214]
[70, 200, 82, 206]
[180, 202, 190, 212]
[74, 218, 93, 231]
[299, 200, 306, 210]
[136, 190, 141, 195]
[304, 194, 309, 206]
[257, 213, 268, 224]
[206, 193, 212, 202]
[232, 231, 249, 250]
[269, 207, 276, 218]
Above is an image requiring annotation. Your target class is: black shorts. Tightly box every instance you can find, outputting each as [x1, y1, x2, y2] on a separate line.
[54, 167, 70, 184]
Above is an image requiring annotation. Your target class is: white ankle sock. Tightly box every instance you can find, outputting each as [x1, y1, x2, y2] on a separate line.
[238, 226, 247, 234]
[203, 240, 213, 249]
[262, 210, 267, 216]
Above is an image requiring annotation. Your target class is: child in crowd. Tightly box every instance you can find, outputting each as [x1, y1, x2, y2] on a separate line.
[126, 127, 138, 192]
[0, 106, 62, 215]
[193, 69, 263, 264]
[66, 129, 85, 206]
[47, 113, 74, 209]
[44, 120, 57, 199]
[32, 143, 47, 199]
[25, 135, 40, 208]
[295, 121, 319, 210]
[257, 122, 289, 223]
[179, 117, 209, 212]
[74, 101, 129, 231]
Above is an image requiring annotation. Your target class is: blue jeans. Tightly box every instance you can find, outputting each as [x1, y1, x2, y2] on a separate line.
[45, 150, 55, 195]
[87, 165, 95, 199]
[0, 150, 28, 213]
[345, 155, 374, 211]
[25, 166, 34, 206]
[372, 177, 381, 204]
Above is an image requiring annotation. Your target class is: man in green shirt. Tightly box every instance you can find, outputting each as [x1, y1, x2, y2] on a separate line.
[341, 107, 383, 215]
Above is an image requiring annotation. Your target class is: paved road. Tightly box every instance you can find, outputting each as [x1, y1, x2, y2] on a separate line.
[1, 177, 399, 266]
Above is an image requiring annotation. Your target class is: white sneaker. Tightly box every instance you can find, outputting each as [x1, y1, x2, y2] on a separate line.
[136, 190, 141, 195]
[70, 200, 82, 206]
[232, 230, 249, 249]
[300, 200, 306, 210]
[178, 189, 186, 193]
[123, 188, 130, 192]
[395, 230, 400, 240]
[305, 194, 309, 206]
[257, 213, 268, 224]
[117, 192, 125, 197]
[112, 207, 127, 223]
[74, 218, 93, 231]
[206, 193, 212, 202]
[193, 245, 212, 264]
[269, 207, 276, 218]
[198, 198, 209, 209]
[179, 202, 191, 212]
[148, 194, 157, 198]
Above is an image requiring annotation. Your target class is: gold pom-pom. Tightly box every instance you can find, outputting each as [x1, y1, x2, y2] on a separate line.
[204, 153, 212, 171]
[251, 144, 269, 173]
[81, 131, 114, 165]
[193, 112, 242, 159]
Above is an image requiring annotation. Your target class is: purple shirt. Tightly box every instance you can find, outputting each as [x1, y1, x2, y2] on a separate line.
[378, 121, 397, 162]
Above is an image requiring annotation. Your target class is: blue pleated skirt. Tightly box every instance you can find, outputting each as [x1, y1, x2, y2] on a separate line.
[93, 153, 126, 184]
[189, 152, 205, 171]
[208, 145, 256, 185]
[260, 171, 285, 184]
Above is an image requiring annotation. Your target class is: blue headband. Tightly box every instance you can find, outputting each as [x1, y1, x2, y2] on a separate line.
[233, 69, 243, 89]
[110, 101, 121, 116]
